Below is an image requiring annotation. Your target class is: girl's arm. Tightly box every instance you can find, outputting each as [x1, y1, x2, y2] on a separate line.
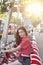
[1, 45, 21, 53]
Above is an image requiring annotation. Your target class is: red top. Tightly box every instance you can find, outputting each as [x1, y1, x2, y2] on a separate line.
[20, 36, 31, 56]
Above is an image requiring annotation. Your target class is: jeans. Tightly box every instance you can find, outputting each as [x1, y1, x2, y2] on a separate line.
[19, 56, 31, 65]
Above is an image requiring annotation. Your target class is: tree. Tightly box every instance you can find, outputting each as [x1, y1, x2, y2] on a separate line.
[1, 0, 10, 13]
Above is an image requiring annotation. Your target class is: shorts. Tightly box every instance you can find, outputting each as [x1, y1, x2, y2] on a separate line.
[19, 56, 31, 65]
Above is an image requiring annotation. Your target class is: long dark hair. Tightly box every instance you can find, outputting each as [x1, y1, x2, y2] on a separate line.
[16, 27, 28, 46]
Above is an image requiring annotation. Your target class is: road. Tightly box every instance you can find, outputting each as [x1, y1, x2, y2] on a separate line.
[34, 32, 43, 64]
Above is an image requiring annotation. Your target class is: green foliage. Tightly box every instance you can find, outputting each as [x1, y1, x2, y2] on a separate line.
[10, 16, 15, 23]
[9, 2, 14, 8]
[3, 0, 7, 2]
[41, 29, 43, 32]
[1, 4, 7, 13]
[0, 13, 6, 19]
[32, 20, 40, 27]
[0, 0, 7, 13]
[0, 0, 14, 13]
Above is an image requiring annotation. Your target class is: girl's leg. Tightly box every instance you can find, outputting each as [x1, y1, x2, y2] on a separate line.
[8, 60, 22, 65]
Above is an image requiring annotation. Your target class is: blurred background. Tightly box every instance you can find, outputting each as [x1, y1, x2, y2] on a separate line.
[0, 0, 43, 64]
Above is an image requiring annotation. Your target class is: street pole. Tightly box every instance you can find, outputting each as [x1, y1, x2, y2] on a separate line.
[0, 2, 13, 49]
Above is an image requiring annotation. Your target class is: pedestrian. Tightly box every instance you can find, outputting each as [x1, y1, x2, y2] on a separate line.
[1, 27, 32, 65]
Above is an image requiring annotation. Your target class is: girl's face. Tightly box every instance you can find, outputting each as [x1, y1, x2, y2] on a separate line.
[18, 29, 26, 38]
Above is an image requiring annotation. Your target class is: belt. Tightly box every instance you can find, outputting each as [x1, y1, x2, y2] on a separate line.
[21, 54, 30, 57]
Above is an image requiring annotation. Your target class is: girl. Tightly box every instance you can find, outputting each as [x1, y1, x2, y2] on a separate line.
[1, 27, 32, 65]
